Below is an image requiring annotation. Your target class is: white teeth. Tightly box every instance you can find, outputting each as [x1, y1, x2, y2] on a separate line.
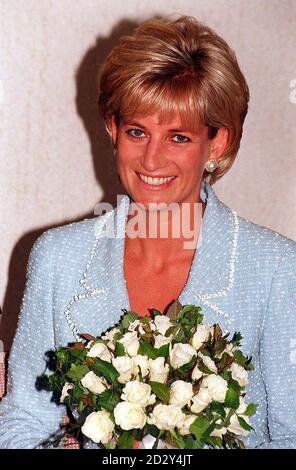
[138, 173, 175, 185]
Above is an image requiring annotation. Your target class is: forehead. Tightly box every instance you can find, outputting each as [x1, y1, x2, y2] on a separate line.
[120, 111, 205, 133]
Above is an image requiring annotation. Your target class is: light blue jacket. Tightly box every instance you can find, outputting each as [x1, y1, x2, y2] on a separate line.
[0, 181, 295, 449]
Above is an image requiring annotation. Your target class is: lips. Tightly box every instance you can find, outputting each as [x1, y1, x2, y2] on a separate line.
[136, 172, 176, 186]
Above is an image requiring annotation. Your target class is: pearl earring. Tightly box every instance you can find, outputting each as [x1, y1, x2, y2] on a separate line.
[205, 159, 219, 172]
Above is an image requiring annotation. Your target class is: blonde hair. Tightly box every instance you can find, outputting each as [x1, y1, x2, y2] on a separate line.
[98, 16, 249, 184]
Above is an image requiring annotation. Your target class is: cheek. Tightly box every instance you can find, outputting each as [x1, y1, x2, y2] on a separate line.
[180, 151, 206, 174]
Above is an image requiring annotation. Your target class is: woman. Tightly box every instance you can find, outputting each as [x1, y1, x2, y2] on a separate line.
[0, 16, 295, 449]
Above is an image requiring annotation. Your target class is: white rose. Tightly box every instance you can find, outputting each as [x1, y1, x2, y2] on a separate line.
[148, 404, 185, 431]
[192, 325, 211, 350]
[121, 380, 156, 407]
[154, 315, 173, 336]
[85, 340, 95, 350]
[87, 342, 113, 362]
[236, 397, 248, 415]
[227, 413, 250, 436]
[217, 342, 236, 359]
[170, 343, 197, 369]
[102, 327, 120, 351]
[211, 419, 227, 438]
[102, 327, 120, 341]
[119, 331, 140, 357]
[114, 402, 147, 430]
[128, 319, 141, 332]
[179, 415, 197, 436]
[191, 364, 203, 382]
[132, 355, 150, 378]
[230, 363, 249, 387]
[128, 319, 155, 335]
[198, 352, 217, 373]
[202, 375, 228, 403]
[81, 371, 108, 395]
[149, 357, 169, 383]
[190, 388, 212, 413]
[169, 380, 194, 408]
[81, 410, 114, 444]
[60, 383, 73, 403]
[112, 356, 134, 384]
[154, 334, 172, 349]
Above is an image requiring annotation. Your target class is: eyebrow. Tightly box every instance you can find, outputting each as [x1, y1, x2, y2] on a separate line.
[122, 120, 194, 134]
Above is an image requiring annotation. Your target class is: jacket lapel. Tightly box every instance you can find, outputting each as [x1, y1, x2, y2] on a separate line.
[63, 182, 239, 340]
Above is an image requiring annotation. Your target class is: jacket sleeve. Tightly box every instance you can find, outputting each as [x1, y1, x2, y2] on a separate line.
[256, 243, 296, 449]
[0, 232, 66, 448]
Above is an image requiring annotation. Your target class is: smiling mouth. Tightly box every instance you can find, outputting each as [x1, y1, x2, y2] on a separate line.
[136, 172, 176, 186]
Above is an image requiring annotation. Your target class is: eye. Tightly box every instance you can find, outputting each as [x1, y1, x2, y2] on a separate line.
[172, 134, 191, 143]
[127, 128, 145, 139]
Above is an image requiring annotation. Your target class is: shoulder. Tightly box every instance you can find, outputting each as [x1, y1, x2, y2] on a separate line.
[236, 212, 296, 271]
[27, 213, 110, 276]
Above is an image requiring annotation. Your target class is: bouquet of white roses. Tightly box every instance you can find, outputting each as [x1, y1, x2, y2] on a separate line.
[47, 302, 257, 449]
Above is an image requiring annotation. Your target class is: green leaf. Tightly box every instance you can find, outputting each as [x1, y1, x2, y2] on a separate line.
[150, 308, 163, 317]
[177, 305, 203, 323]
[118, 430, 135, 449]
[66, 364, 89, 381]
[223, 409, 235, 427]
[213, 339, 227, 356]
[233, 350, 254, 370]
[96, 388, 121, 413]
[237, 416, 254, 432]
[149, 381, 170, 403]
[218, 352, 234, 372]
[231, 332, 242, 347]
[120, 311, 139, 331]
[78, 399, 86, 413]
[207, 436, 223, 448]
[47, 374, 65, 392]
[115, 342, 125, 357]
[55, 349, 69, 365]
[173, 326, 186, 343]
[165, 325, 178, 337]
[224, 379, 240, 409]
[197, 359, 215, 375]
[209, 402, 226, 419]
[145, 424, 159, 438]
[93, 358, 119, 387]
[138, 340, 158, 359]
[190, 416, 212, 442]
[169, 429, 185, 449]
[155, 344, 170, 359]
[244, 403, 258, 417]
[69, 348, 87, 360]
[179, 355, 197, 372]
[72, 385, 86, 400]
[104, 441, 116, 449]
[183, 435, 198, 449]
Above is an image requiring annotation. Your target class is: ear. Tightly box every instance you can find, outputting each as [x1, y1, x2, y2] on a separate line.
[108, 114, 119, 149]
[209, 127, 229, 160]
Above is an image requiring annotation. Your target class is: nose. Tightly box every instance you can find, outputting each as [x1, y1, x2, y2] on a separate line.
[140, 138, 168, 173]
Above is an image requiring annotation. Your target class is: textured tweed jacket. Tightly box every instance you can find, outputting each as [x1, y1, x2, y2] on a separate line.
[0, 181, 296, 449]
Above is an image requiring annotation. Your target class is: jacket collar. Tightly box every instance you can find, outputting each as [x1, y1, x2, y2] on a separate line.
[80, 180, 239, 328]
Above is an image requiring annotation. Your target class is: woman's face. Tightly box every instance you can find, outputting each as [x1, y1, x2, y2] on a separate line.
[110, 111, 226, 208]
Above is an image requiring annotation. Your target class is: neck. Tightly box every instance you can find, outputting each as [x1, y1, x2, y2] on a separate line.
[125, 200, 205, 269]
